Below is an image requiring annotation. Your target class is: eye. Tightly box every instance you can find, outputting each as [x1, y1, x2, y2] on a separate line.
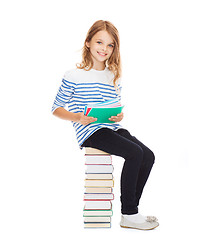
[109, 44, 114, 48]
[97, 41, 102, 44]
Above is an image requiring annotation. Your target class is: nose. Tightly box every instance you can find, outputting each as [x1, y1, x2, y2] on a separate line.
[101, 45, 107, 51]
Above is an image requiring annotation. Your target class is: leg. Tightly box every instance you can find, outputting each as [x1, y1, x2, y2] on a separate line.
[82, 128, 144, 214]
[116, 129, 155, 207]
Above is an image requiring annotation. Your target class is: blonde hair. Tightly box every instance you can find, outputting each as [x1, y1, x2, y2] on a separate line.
[76, 20, 122, 89]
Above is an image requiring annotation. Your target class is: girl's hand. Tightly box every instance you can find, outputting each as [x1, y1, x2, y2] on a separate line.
[109, 112, 124, 122]
[77, 112, 97, 125]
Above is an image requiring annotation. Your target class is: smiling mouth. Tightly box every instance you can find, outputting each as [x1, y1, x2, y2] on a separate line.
[97, 52, 107, 56]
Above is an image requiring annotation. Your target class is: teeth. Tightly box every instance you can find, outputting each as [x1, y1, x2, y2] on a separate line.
[98, 52, 106, 56]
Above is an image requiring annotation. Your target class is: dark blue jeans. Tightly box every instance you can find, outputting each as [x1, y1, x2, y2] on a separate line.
[82, 128, 155, 215]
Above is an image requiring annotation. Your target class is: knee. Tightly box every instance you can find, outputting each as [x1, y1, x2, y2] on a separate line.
[126, 144, 144, 163]
[143, 148, 155, 166]
[150, 150, 155, 164]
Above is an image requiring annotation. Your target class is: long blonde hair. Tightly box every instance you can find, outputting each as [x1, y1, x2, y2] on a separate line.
[76, 20, 122, 89]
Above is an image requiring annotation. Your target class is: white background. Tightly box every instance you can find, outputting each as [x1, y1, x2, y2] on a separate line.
[1, 0, 220, 239]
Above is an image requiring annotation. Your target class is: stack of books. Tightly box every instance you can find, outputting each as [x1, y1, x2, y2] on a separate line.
[83, 147, 114, 228]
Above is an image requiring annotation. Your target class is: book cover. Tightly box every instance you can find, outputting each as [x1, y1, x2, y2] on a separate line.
[87, 106, 124, 124]
[84, 99, 124, 124]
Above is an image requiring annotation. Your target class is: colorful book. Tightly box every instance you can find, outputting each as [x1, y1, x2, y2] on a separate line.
[83, 147, 114, 229]
[84, 98, 124, 124]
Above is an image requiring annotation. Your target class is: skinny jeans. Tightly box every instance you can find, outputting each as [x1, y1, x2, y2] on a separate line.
[82, 128, 155, 215]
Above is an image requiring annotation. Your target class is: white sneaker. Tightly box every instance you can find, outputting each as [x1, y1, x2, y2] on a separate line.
[120, 215, 159, 230]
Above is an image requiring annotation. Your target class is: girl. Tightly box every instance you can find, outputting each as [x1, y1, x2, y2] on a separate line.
[52, 20, 159, 230]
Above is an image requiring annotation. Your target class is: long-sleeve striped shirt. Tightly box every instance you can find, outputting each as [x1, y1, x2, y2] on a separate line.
[52, 67, 123, 149]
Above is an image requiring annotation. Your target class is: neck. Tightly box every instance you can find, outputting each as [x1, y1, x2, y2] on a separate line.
[91, 60, 106, 71]
[92, 65, 106, 71]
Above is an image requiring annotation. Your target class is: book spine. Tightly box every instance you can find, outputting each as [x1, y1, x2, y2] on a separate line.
[84, 222, 111, 228]
[84, 187, 113, 193]
[83, 193, 114, 201]
[84, 179, 114, 187]
[85, 165, 114, 174]
[84, 201, 112, 210]
[83, 209, 113, 217]
[85, 173, 113, 180]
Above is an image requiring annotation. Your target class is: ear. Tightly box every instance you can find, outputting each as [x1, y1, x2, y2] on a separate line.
[85, 41, 90, 48]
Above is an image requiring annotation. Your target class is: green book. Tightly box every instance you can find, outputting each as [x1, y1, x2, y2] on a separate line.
[87, 106, 124, 124]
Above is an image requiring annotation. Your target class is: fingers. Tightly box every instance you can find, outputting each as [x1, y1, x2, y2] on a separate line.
[89, 117, 97, 123]
[86, 117, 97, 124]
[80, 116, 97, 125]
[109, 113, 124, 122]
[109, 116, 117, 121]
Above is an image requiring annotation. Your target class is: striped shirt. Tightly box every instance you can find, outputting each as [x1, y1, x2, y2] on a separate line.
[52, 67, 123, 149]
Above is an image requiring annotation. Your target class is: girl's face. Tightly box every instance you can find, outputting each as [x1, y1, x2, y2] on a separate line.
[86, 30, 114, 69]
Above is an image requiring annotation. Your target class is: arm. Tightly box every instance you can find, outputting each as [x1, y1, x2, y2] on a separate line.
[53, 107, 81, 121]
[53, 107, 97, 125]
[52, 75, 97, 125]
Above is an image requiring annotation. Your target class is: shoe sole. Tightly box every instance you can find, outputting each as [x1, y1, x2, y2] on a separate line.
[120, 223, 159, 230]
